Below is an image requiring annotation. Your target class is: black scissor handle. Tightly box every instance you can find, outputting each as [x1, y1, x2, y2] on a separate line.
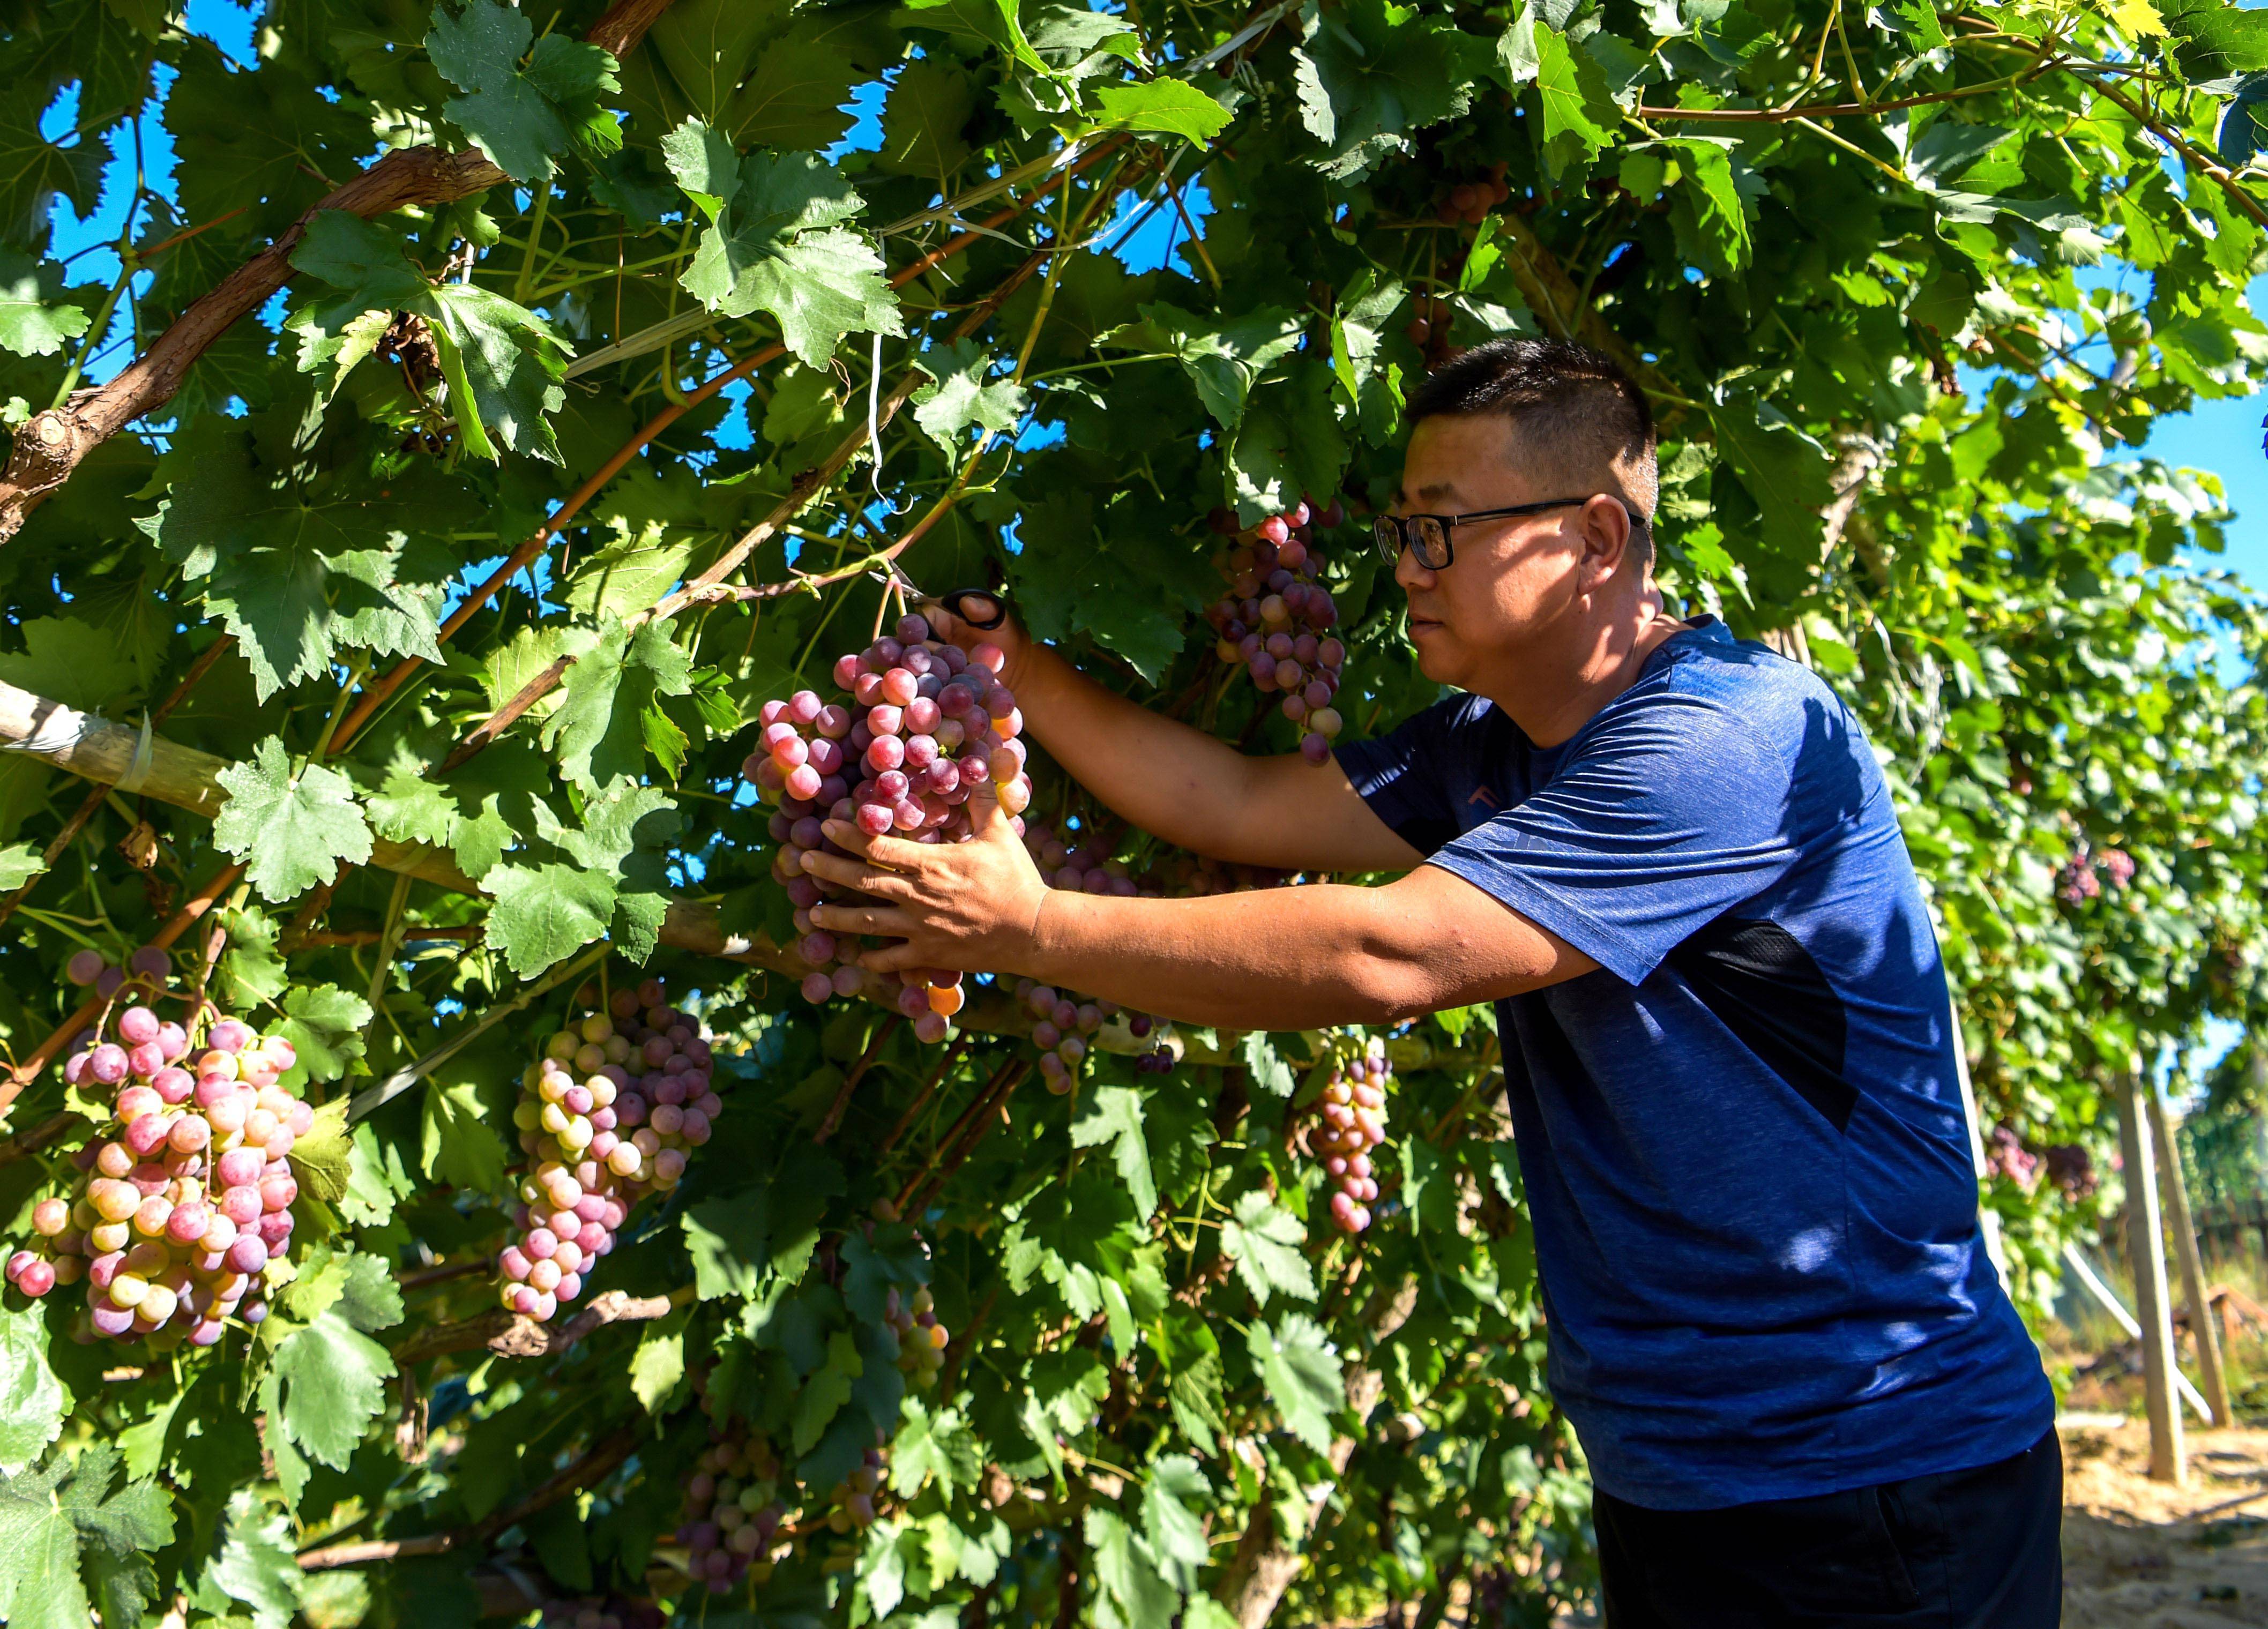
[931, 588, 1008, 631]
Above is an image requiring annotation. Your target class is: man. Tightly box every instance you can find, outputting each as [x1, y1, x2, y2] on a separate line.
[804, 338, 2059, 1625]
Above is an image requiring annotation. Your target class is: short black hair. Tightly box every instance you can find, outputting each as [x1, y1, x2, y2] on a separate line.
[1405, 337, 1659, 562]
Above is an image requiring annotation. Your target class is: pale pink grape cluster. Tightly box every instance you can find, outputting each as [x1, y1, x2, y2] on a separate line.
[1204, 497, 1350, 764]
[1316, 1038, 1391, 1234]
[496, 977, 719, 1323]
[677, 1425, 788, 1593]
[9, 971, 307, 1348]
[885, 1281, 949, 1389]
[1017, 824, 1177, 1075]
[748, 614, 1033, 1043]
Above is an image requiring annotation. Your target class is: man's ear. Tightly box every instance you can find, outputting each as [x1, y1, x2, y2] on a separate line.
[1579, 493, 1635, 589]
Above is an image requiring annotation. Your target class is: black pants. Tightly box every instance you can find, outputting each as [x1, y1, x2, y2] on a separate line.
[1593, 1429, 2062, 1627]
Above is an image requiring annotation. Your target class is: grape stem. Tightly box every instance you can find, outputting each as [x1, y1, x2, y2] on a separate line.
[814, 1016, 903, 1144]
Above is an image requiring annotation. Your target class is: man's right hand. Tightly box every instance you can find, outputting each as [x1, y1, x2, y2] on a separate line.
[921, 593, 1034, 693]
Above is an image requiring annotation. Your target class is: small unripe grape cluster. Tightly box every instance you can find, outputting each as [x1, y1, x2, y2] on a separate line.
[824, 1446, 890, 1535]
[885, 1282, 948, 1389]
[538, 1598, 660, 1629]
[677, 1425, 788, 1594]
[9, 963, 307, 1348]
[497, 977, 719, 1322]
[1430, 162, 1511, 228]
[1205, 497, 1349, 764]
[1019, 824, 1176, 1074]
[1315, 1038, 1391, 1235]
[750, 614, 1033, 1044]
[1011, 978, 1107, 1094]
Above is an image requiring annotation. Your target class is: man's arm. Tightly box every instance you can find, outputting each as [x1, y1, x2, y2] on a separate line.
[926, 598, 1420, 874]
[803, 793, 1595, 1029]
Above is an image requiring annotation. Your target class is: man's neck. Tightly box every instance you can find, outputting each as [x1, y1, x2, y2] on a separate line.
[1481, 604, 1691, 748]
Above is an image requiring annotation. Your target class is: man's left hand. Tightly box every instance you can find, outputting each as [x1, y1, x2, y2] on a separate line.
[803, 789, 1051, 975]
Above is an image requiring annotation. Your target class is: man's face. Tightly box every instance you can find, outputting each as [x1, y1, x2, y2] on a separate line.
[1392, 414, 1598, 691]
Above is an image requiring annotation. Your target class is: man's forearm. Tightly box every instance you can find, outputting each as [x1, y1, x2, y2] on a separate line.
[1014, 879, 1535, 1032]
[1012, 644, 1261, 856]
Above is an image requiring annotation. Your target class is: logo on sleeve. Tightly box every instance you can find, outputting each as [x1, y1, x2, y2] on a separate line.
[1467, 786, 1498, 810]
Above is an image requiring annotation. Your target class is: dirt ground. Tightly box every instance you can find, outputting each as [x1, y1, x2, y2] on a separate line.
[2060, 1414, 2268, 1625]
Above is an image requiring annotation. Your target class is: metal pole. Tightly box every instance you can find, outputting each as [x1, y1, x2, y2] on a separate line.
[2146, 1084, 2233, 1428]
[2117, 1070, 2185, 1483]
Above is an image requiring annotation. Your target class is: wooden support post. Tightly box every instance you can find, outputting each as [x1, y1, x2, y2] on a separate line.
[2146, 1084, 2234, 1428]
[2117, 1071, 2185, 1483]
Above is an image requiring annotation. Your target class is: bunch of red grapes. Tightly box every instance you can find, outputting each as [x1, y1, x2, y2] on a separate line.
[497, 976, 719, 1323]
[677, 1424, 789, 1593]
[885, 1281, 948, 1389]
[7, 948, 309, 1347]
[747, 614, 1035, 1044]
[1204, 498, 1349, 764]
[538, 1598, 661, 1629]
[1020, 824, 1178, 1075]
[1315, 1038, 1391, 1235]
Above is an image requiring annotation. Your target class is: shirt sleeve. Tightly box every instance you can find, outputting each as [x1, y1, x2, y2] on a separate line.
[1430, 689, 1803, 986]
[1332, 697, 1465, 856]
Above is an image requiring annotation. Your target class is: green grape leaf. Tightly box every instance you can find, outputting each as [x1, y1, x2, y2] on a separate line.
[1239, 1031, 1299, 1099]
[1709, 391, 1837, 558]
[541, 617, 694, 790]
[0, 251, 88, 356]
[0, 1447, 177, 1629]
[287, 213, 569, 465]
[890, 1400, 983, 1500]
[0, 96, 108, 253]
[1219, 1190, 1316, 1307]
[215, 906, 289, 1009]
[1247, 1314, 1344, 1452]
[875, 58, 977, 178]
[1069, 1084, 1157, 1220]
[1139, 1454, 1212, 1592]
[338, 1122, 416, 1228]
[265, 1304, 398, 1469]
[195, 1490, 302, 1629]
[793, 1329, 863, 1455]
[562, 529, 697, 620]
[1292, 0, 1493, 180]
[1084, 1507, 1178, 1629]
[628, 1310, 689, 1411]
[1533, 17, 1617, 169]
[287, 1099, 354, 1206]
[135, 417, 458, 698]
[422, 1078, 511, 1194]
[1093, 79, 1231, 146]
[0, 840, 44, 891]
[483, 861, 618, 978]
[913, 336, 1028, 447]
[213, 737, 374, 902]
[1167, 1341, 1226, 1455]
[0, 1302, 72, 1474]
[272, 983, 374, 1086]
[665, 124, 902, 365]
[1094, 301, 1302, 430]
[426, 0, 623, 184]
[0, 615, 140, 712]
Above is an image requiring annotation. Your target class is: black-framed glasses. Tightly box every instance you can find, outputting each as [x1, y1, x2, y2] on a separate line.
[1371, 496, 1649, 570]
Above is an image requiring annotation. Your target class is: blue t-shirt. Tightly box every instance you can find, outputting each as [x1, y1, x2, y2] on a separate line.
[1337, 617, 2051, 1511]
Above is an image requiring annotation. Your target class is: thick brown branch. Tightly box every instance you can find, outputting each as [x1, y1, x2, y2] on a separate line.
[390, 1287, 680, 1365]
[0, 149, 506, 542]
[0, 0, 684, 544]
[298, 1421, 645, 1570]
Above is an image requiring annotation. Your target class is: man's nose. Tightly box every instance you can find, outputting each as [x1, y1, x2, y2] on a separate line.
[1393, 540, 1434, 592]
